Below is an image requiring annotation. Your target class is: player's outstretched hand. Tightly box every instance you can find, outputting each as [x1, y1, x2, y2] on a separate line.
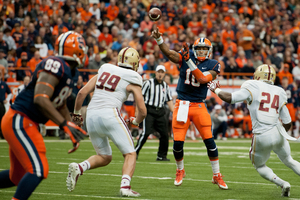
[71, 113, 83, 127]
[181, 42, 190, 61]
[130, 117, 139, 126]
[59, 120, 87, 153]
[151, 28, 162, 39]
[207, 81, 220, 93]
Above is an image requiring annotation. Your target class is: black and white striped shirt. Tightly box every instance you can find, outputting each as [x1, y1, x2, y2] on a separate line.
[142, 78, 172, 108]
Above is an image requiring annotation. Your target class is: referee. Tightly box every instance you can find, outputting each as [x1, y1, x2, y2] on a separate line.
[135, 65, 174, 161]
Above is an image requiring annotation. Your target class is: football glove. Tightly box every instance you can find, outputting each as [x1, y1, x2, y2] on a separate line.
[180, 42, 190, 61]
[207, 81, 220, 93]
[59, 120, 87, 153]
[130, 117, 139, 126]
[71, 113, 83, 127]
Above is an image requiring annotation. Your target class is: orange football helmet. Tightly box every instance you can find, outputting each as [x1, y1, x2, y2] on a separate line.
[192, 38, 212, 61]
[55, 31, 88, 66]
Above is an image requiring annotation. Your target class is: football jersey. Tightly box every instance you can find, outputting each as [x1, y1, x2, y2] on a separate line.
[11, 56, 74, 124]
[87, 64, 142, 110]
[176, 51, 220, 102]
[280, 84, 296, 104]
[241, 80, 288, 133]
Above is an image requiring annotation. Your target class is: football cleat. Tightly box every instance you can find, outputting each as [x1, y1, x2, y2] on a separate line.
[174, 169, 186, 186]
[66, 162, 82, 192]
[281, 182, 291, 197]
[212, 173, 228, 190]
[120, 186, 141, 197]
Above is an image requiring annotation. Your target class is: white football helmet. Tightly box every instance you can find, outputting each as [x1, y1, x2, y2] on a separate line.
[117, 47, 140, 71]
[253, 64, 276, 84]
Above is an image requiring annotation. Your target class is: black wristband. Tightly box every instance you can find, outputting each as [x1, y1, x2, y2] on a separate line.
[59, 120, 67, 129]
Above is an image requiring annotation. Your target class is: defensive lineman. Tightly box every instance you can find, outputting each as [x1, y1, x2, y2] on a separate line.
[66, 47, 147, 197]
[208, 64, 300, 197]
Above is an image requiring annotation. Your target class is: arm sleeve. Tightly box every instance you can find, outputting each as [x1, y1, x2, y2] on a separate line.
[231, 88, 252, 104]
[280, 105, 292, 124]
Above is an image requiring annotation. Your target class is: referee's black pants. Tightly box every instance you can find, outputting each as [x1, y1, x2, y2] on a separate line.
[0, 102, 6, 139]
[135, 106, 169, 159]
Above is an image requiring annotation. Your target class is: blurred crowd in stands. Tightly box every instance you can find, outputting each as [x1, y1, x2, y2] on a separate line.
[0, 0, 299, 139]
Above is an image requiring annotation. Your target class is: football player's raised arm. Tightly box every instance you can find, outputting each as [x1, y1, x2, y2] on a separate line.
[158, 43, 181, 64]
[151, 28, 181, 64]
[74, 74, 97, 114]
[34, 71, 66, 125]
[127, 84, 147, 124]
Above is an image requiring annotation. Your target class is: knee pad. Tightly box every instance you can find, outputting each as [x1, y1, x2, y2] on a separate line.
[204, 138, 218, 157]
[173, 141, 184, 160]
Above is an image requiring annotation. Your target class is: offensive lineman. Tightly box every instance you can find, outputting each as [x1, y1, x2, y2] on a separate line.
[66, 47, 147, 197]
[208, 64, 300, 197]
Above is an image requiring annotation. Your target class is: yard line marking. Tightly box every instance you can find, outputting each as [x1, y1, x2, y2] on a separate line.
[0, 190, 151, 200]
[43, 170, 300, 188]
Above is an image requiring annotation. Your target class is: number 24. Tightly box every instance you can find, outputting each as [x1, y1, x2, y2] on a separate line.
[259, 92, 279, 113]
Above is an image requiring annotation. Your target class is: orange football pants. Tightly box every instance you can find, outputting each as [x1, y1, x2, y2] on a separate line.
[286, 103, 296, 122]
[172, 99, 212, 141]
[1, 108, 49, 185]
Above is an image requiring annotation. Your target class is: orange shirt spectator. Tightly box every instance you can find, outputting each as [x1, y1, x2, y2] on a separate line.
[277, 64, 294, 84]
[28, 51, 42, 72]
[164, 61, 179, 78]
[81, 5, 93, 22]
[188, 21, 202, 36]
[236, 25, 255, 51]
[106, 1, 119, 21]
[140, 17, 153, 32]
[221, 29, 235, 45]
[52, 25, 69, 36]
[235, 50, 247, 69]
[98, 30, 113, 46]
[223, 38, 237, 56]
[16, 52, 28, 68]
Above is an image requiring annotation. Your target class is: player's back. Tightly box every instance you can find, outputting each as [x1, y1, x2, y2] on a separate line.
[88, 64, 142, 110]
[11, 56, 74, 124]
[242, 80, 287, 133]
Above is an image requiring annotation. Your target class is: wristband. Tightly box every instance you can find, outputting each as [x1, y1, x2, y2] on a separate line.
[59, 120, 67, 129]
[155, 36, 164, 45]
[74, 110, 81, 115]
[132, 119, 139, 126]
[215, 88, 222, 96]
[186, 59, 197, 71]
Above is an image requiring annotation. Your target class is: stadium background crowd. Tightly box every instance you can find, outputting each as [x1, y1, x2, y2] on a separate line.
[0, 0, 299, 139]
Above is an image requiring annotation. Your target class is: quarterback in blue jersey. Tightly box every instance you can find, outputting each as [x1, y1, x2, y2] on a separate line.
[152, 28, 227, 189]
[0, 31, 87, 200]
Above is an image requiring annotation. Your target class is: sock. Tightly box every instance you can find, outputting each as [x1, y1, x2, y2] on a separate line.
[79, 161, 91, 173]
[210, 159, 220, 174]
[121, 174, 131, 188]
[0, 170, 15, 188]
[272, 175, 285, 186]
[14, 172, 43, 200]
[176, 158, 184, 170]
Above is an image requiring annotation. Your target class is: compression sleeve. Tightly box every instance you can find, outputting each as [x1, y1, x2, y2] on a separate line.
[186, 59, 213, 84]
[231, 88, 252, 104]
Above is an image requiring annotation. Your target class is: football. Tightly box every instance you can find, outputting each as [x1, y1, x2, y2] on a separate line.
[148, 7, 162, 21]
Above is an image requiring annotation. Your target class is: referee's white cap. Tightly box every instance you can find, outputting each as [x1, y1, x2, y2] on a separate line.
[156, 65, 166, 72]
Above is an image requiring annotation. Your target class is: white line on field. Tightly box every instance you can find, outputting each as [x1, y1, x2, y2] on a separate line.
[45, 170, 300, 188]
[0, 190, 151, 200]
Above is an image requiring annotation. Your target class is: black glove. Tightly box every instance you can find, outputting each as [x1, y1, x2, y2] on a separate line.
[59, 120, 87, 153]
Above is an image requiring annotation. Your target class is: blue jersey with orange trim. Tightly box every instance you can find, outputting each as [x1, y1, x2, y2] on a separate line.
[280, 84, 296, 105]
[176, 51, 220, 102]
[11, 56, 75, 124]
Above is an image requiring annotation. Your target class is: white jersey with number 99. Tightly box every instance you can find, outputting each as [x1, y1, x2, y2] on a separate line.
[87, 63, 143, 111]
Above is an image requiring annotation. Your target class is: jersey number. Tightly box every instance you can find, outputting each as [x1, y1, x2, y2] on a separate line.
[45, 59, 61, 74]
[96, 72, 121, 92]
[184, 68, 200, 87]
[258, 92, 279, 113]
[52, 86, 72, 108]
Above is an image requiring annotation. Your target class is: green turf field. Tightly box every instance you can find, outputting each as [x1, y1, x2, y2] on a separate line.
[1, 137, 300, 200]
